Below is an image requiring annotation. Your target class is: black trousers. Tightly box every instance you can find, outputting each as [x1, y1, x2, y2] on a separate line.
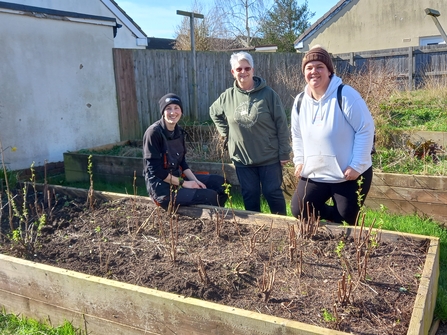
[157, 174, 228, 209]
[290, 167, 373, 225]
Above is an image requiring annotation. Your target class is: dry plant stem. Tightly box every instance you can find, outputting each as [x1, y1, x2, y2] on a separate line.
[248, 225, 265, 255]
[296, 204, 320, 240]
[354, 213, 378, 280]
[240, 221, 273, 255]
[30, 165, 42, 219]
[127, 171, 138, 235]
[169, 213, 178, 262]
[43, 160, 49, 205]
[232, 261, 247, 275]
[337, 271, 352, 305]
[0, 139, 14, 230]
[288, 224, 297, 262]
[197, 256, 210, 285]
[333, 303, 340, 325]
[258, 263, 276, 302]
[157, 211, 167, 244]
[297, 250, 303, 276]
[214, 208, 222, 238]
[135, 207, 158, 235]
[99, 243, 111, 275]
[87, 155, 94, 210]
[133, 170, 137, 196]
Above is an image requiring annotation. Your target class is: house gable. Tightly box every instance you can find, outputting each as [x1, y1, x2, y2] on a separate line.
[295, 0, 447, 54]
[101, 0, 148, 48]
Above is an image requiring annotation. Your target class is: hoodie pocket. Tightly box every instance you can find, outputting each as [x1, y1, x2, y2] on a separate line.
[301, 155, 344, 180]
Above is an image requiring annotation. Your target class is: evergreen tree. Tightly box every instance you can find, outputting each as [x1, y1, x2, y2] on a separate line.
[260, 0, 314, 52]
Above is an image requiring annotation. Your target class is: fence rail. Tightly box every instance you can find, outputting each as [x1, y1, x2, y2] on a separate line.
[113, 45, 447, 140]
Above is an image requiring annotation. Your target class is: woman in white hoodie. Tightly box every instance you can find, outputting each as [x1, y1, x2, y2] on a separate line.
[290, 46, 375, 225]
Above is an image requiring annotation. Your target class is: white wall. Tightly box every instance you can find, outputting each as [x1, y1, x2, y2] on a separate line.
[0, 7, 120, 170]
[10, 0, 147, 49]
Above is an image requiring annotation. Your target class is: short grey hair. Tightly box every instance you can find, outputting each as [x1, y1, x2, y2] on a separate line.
[230, 51, 254, 69]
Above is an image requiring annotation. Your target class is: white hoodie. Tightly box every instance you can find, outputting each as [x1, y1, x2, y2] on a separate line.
[291, 75, 374, 183]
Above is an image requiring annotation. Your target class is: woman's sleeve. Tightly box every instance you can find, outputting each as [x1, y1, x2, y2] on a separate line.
[143, 129, 170, 180]
[343, 88, 375, 173]
[291, 94, 304, 166]
[209, 95, 229, 138]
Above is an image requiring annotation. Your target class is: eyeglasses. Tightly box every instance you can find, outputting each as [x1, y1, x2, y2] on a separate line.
[235, 67, 252, 72]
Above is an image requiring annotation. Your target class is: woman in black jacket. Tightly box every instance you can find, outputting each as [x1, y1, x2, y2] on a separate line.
[143, 93, 228, 209]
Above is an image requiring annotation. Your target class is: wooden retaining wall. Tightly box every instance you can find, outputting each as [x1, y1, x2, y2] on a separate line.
[64, 151, 447, 224]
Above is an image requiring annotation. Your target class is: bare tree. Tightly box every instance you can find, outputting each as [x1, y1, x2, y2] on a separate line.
[213, 0, 269, 48]
[174, 1, 241, 51]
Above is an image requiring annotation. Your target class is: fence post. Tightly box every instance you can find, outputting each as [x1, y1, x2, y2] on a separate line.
[408, 47, 414, 90]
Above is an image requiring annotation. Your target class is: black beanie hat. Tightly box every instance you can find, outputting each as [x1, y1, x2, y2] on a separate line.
[301, 46, 334, 75]
[159, 93, 183, 114]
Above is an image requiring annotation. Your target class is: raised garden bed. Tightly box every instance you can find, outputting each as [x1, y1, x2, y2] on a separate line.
[0, 185, 440, 335]
[64, 141, 447, 223]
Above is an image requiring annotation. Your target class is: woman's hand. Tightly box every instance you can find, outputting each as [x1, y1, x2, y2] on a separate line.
[344, 167, 360, 181]
[184, 180, 206, 189]
[294, 164, 303, 178]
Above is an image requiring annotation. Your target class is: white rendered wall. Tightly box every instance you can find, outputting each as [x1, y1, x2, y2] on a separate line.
[0, 11, 120, 170]
[9, 0, 147, 49]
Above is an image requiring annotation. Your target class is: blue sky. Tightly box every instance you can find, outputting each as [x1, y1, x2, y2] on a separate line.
[115, 0, 339, 38]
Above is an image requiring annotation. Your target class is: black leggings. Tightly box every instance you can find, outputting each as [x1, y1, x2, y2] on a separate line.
[291, 167, 373, 225]
[160, 174, 228, 209]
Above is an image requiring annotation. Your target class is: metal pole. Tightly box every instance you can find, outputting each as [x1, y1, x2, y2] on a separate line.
[190, 13, 198, 120]
[425, 8, 447, 43]
[176, 10, 204, 121]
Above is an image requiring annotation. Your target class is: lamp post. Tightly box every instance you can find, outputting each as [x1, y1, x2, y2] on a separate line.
[425, 8, 447, 43]
[176, 10, 204, 120]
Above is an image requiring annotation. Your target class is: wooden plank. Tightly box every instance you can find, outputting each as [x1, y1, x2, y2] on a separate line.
[373, 172, 447, 190]
[369, 185, 447, 204]
[407, 239, 440, 335]
[0, 290, 151, 335]
[188, 161, 238, 185]
[113, 49, 140, 141]
[0, 253, 352, 335]
[365, 198, 447, 223]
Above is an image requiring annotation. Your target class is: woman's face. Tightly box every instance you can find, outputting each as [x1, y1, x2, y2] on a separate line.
[163, 104, 182, 126]
[304, 60, 331, 91]
[231, 59, 254, 88]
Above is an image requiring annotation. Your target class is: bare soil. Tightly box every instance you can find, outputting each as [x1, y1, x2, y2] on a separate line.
[0, 187, 430, 334]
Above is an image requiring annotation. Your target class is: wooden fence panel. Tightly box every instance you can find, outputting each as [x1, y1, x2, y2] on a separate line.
[113, 49, 140, 141]
[113, 45, 447, 140]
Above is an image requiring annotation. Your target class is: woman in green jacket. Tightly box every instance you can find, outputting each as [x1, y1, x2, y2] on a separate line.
[210, 52, 291, 215]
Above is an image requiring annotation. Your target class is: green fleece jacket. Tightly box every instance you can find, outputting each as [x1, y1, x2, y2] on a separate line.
[210, 76, 291, 167]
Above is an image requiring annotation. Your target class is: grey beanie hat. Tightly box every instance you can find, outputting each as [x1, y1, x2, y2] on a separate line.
[159, 93, 183, 114]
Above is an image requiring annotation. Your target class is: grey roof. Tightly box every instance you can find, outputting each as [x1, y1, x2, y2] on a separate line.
[147, 38, 176, 50]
